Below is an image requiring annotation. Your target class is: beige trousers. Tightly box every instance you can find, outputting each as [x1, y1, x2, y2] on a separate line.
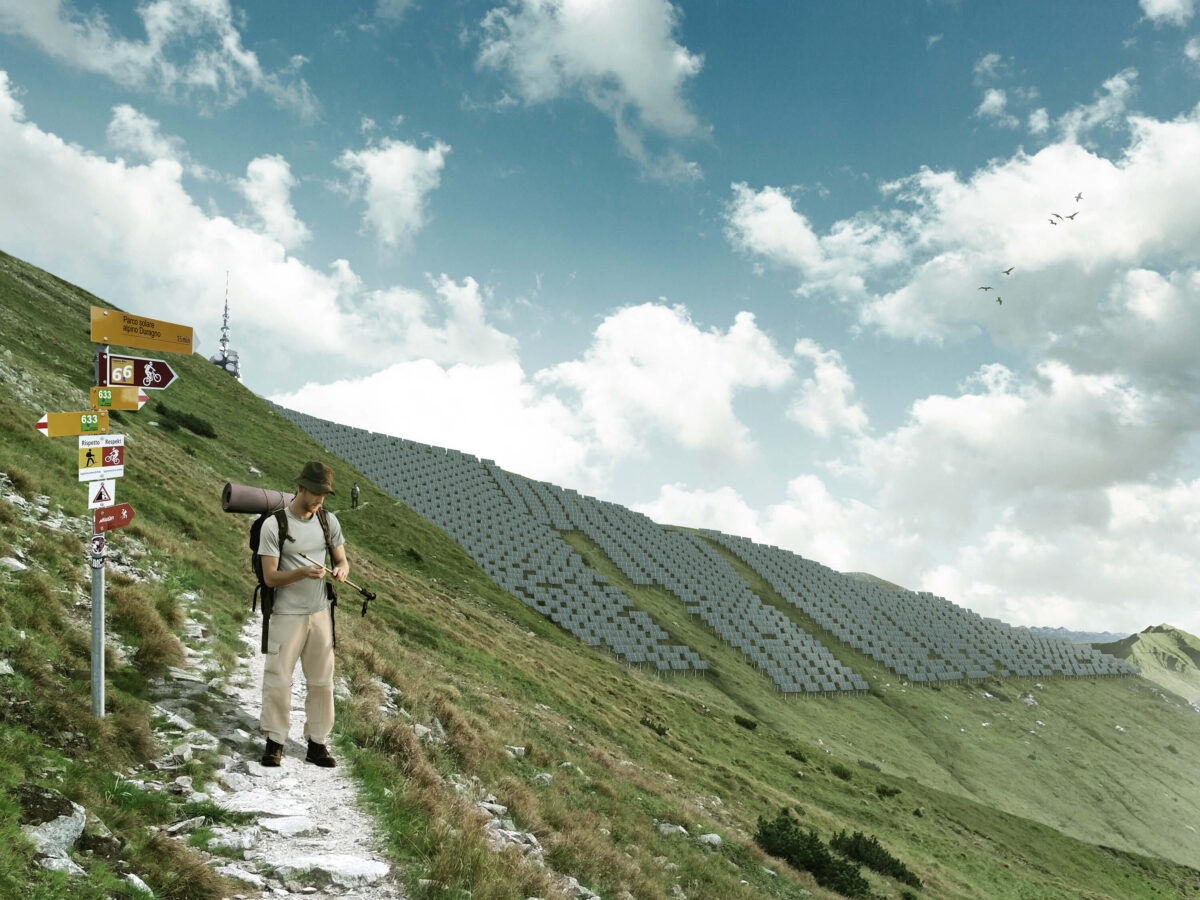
[259, 609, 334, 745]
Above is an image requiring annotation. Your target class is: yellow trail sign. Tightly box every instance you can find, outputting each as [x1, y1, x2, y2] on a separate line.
[35, 410, 109, 437]
[90, 306, 193, 355]
[90, 386, 147, 411]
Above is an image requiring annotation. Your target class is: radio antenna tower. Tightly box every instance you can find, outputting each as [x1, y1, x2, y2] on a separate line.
[209, 271, 242, 380]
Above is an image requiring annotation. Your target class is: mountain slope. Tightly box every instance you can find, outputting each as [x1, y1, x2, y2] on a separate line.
[1094, 625, 1200, 707]
[2, 247, 1200, 899]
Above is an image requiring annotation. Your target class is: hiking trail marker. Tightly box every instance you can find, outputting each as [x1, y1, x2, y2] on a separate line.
[94, 503, 135, 534]
[79, 434, 125, 481]
[91, 385, 149, 410]
[85, 306, 190, 719]
[97, 351, 178, 391]
[36, 410, 109, 437]
[90, 306, 193, 355]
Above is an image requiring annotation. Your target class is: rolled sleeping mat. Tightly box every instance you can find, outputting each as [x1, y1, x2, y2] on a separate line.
[221, 482, 295, 514]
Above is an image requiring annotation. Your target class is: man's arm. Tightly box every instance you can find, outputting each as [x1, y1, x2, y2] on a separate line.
[330, 544, 349, 583]
[261, 555, 324, 588]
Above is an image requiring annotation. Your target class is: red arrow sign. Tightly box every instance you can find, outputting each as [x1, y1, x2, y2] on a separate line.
[94, 503, 135, 533]
[98, 352, 179, 391]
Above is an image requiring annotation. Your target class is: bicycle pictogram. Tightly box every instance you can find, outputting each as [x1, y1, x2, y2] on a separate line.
[142, 362, 162, 386]
[104, 447, 121, 465]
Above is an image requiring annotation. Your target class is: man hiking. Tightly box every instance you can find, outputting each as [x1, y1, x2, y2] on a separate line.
[351, 482, 360, 509]
[257, 461, 349, 768]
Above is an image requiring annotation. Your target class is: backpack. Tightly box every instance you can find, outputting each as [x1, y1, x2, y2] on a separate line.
[250, 506, 338, 653]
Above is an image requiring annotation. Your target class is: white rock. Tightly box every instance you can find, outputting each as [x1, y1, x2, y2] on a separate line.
[38, 856, 85, 875]
[21, 799, 86, 859]
[125, 873, 154, 895]
[698, 833, 722, 846]
[219, 789, 310, 818]
[212, 864, 267, 887]
[259, 816, 319, 838]
[656, 823, 688, 836]
[0, 557, 27, 571]
[271, 853, 389, 887]
[531, 773, 553, 786]
[506, 746, 526, 758]
[0, 659, 13, 676]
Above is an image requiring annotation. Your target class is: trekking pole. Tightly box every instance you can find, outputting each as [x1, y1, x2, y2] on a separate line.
[299, 553, 378, 616]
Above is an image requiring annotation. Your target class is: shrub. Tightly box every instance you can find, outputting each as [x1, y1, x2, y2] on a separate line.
[785, 747, 807, 763]
[733, 714, 758, 731]
[755, 808, 870, 898]
[640, 714, 669, 736]
[155, 403, 217, 438]
[830, 830, 922, 889]
[875, 785, 902, 799]
[857, 759, 881, 772]
[2, 465, 34, 496]
[829, 762, 853, 781]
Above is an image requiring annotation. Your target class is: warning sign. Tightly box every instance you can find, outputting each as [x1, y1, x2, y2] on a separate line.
[87, 479, 116, 509]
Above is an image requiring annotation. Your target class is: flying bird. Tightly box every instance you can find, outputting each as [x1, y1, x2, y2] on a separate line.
[996, 297, 1002, 305]
[1049, 218, 1058, 225]
[1002, 266, 1015, 275]
[1051, 213, 1064, 220]
[1065, 212, 1078, 220]
[979, 286, 994, 292]
[1075, 192, 1083, 202]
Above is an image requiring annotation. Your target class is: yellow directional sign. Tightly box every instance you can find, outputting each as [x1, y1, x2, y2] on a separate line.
[90, 386, 147, 411]
[90, 306, 193, 355]
[35, 410, 109, 437]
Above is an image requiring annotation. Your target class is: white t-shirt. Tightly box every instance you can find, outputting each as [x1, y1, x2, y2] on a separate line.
[258, 506, 344, 615]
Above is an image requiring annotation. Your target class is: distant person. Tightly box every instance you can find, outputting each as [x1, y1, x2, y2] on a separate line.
[257, 461, 349, 768]
[351, 482, 360, 509]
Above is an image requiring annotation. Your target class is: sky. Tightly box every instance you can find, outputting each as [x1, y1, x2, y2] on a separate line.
[1, 1, 1199, 635]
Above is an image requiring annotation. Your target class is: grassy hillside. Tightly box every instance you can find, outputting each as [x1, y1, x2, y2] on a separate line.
[1094, 626, 1200, 707]
[2, 247, 1200, 899]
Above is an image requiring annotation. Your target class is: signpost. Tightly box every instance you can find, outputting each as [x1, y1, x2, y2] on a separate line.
[90, 386, 148, 410]
[35, 410, 109, 437]
[90, 306, 193, 355]
[97, 351, 179, 391]
[87, 479, 116, 509]
[94, 503, 135, 533]
[79, 435, 125, 481]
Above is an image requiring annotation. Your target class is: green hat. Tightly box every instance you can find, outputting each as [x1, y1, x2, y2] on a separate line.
[295, 461, 336, 495]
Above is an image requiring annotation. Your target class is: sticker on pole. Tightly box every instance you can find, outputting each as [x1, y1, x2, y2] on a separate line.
[90, 534, 106, 569]
[79, 435, 125, 482]
[87, 479, 116, 509]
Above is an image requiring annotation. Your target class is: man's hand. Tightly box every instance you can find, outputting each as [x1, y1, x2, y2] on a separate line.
[331, 562, 349, 583]
[304, 563, 326, 580]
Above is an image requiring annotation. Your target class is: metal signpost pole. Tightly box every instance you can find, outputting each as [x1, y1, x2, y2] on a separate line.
[92, 343, 105, 718]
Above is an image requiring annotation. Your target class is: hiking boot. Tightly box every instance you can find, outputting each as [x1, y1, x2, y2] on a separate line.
[261, 738, 284, 767]
[305, 739, 336, 768]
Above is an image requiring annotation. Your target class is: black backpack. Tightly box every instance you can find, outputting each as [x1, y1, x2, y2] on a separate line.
[250, 507, 338, 653]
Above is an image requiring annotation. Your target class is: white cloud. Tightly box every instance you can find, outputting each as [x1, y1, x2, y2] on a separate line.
[539, 304, 792, 460]
[0, 0, 318, 117]
[926, 34, 943, 50]
[1139, 0, 1196, 26]
[477, 0, 705, 179]
[0, 69, 489, 392]
[1027, 107, 1050, 134]
[106, 104, 184, 163]
[237, 154, 311, 250]
[335, 137, 451, 248]
[273, 359, 595, 487]
[1186, 35, 1200, 70]
[1057, 68, 1137, 142]
[787, 339, 868, 438]
[376, 0, 415, 24]
[975, 88, 1019, 128]
[973, 52, 1006, 81]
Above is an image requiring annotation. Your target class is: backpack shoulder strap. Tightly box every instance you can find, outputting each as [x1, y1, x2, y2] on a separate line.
[316, 507, 333, 557]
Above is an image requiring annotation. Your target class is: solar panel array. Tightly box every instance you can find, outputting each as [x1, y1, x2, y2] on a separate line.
[702, 529, 1137, 682]
[274, 404, 1134, 691]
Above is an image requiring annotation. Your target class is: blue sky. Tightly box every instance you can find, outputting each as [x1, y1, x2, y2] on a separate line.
[2, 0, 1199, 634]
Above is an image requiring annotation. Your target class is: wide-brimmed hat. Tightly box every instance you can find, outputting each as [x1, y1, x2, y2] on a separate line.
[294, 461, 336, 495]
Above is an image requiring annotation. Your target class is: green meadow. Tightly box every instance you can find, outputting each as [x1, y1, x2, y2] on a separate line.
[2, 247, 1199, 899]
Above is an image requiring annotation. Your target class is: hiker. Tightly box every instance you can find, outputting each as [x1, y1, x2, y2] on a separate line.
[256, 461, 349, 768]
[351, 482, 359, 509]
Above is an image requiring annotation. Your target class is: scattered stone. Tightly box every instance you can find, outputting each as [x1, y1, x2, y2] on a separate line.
[531, 773, 553, 786]
[272, 854, 390, 887]
[0, 659, 13, 676]
[506, 745, 526, 758]
[124, 873, 154, 895]
[212, 864, 267, 887]
[0, 557, 27, 571]
[16, 783, 87, 862]
[698, 833, 722, 846]
[656, 823, 688, 836]
[166, 816, 206, 835]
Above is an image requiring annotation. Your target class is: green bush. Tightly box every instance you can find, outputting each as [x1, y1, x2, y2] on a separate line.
[829, 762, 853, 781]
[755, 808, 871, 898]
[154, 403, 216, 438]
[831, 829, 922, 888]
[785, 747, 807, 763]
[875, 785, 902, 799]
[733, 714, 758, 731]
